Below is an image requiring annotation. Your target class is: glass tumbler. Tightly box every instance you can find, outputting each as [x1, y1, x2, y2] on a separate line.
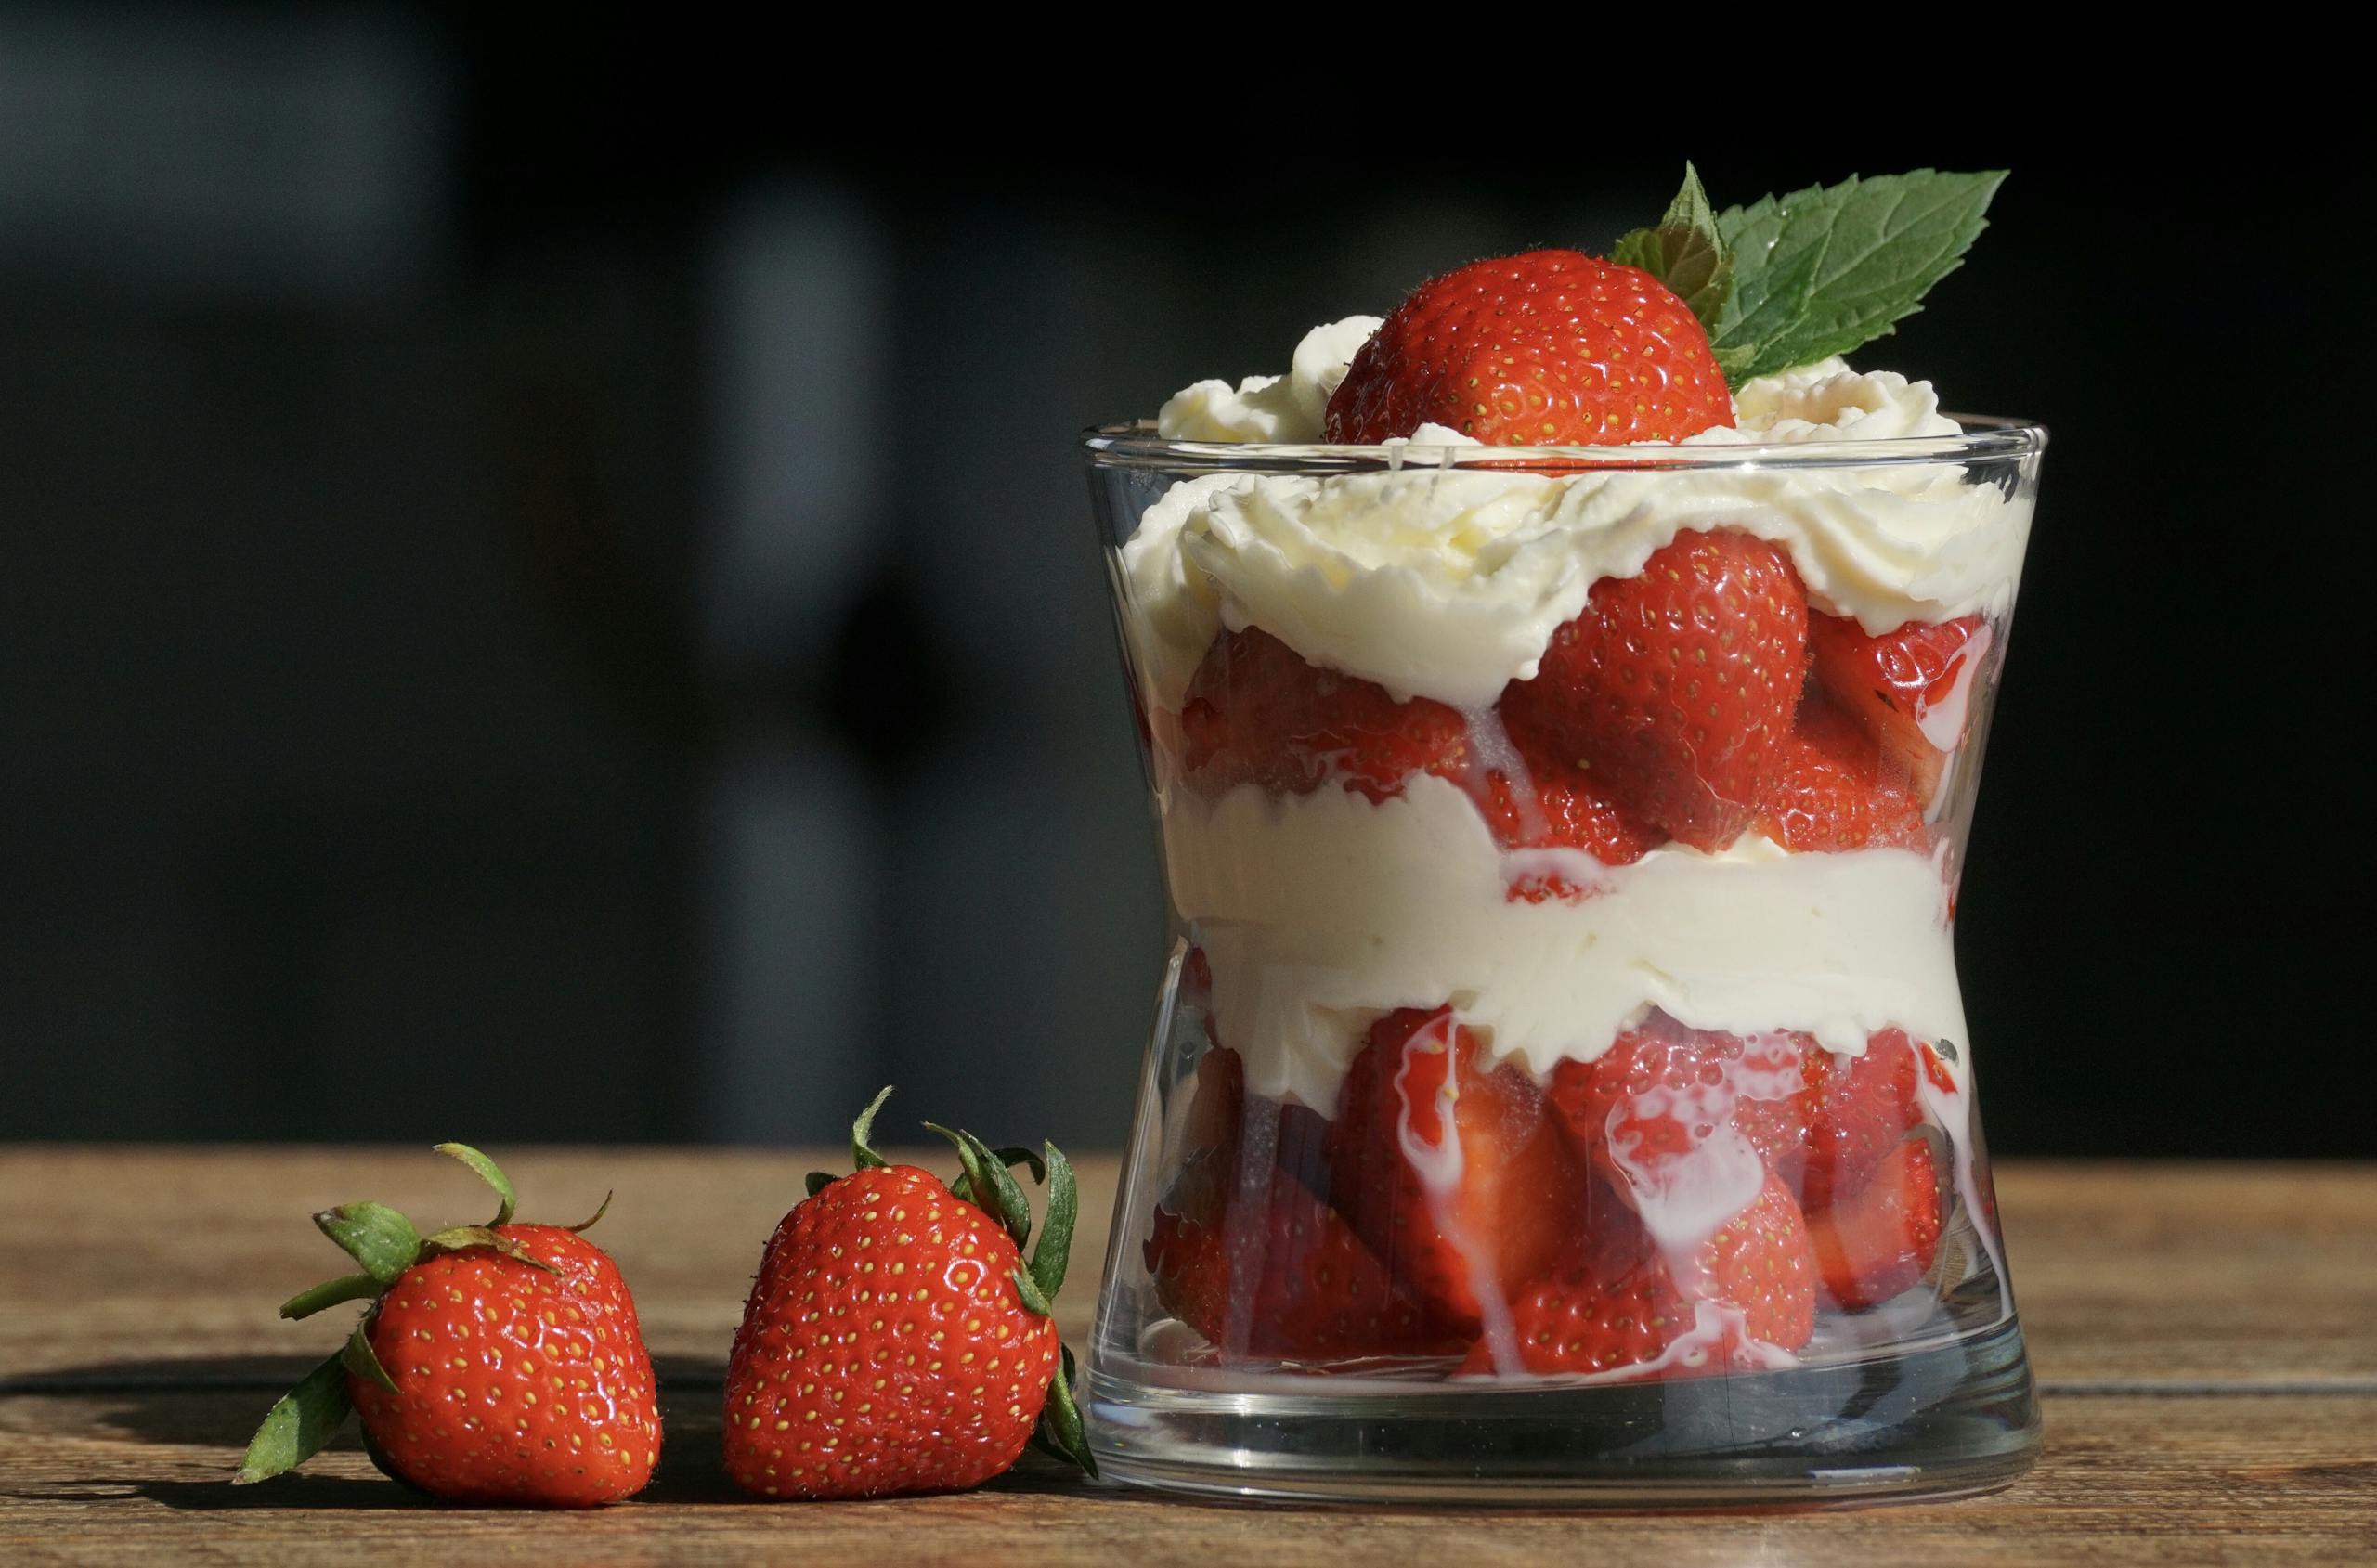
[1081, 419, 2046, 1505]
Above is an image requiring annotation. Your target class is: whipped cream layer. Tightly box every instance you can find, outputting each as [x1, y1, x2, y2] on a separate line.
[1127, 324, 2032, 710]
[1168, 773, 1969, 1112]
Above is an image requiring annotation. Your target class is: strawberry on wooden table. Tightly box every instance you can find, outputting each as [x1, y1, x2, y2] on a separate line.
[1501, 528, 1812, 850]
[721, 1090, 1094, 1500]
[235, 1144, 659, 1507]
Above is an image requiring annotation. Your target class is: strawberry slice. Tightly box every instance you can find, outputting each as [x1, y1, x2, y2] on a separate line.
[1177, 1039, 1241, 1157]
[1470, 1173, 1815, 1377]
[1807, 612, 1991, 807]
[1179, 628, 1470, 803]
[1801, 1030, 1926, 1212]
[1809, 1137, 1944, 1309]
[1467, 742, 1665, 900]
[1176, 1040, 1332, 1198]
[1500, 529, 1810, 850]
[1755, 700, 1930, 853]
[1329, 1006, 1582, 1335]
[1145, 1148, 1453, 1359]
[1548, 1016, 1814, 1186]
[1323, 251, 1732, 447]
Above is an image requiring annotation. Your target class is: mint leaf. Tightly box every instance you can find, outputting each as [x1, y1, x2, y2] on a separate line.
[1712, 170, 2006, 386]
[1611, 162, 1732, 335]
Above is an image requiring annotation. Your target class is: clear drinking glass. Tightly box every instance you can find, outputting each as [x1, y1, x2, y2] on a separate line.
[1081, 418, 2046, 1504]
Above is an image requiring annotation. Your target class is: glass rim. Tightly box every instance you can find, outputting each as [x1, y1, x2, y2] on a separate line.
[1080, 413, 2046, 473]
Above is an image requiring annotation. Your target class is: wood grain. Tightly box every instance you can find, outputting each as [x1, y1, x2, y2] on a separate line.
[1, 1149, 2371, 1564]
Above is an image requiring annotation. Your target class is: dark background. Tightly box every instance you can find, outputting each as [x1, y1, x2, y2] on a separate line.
[1, 11, 2363, 1156]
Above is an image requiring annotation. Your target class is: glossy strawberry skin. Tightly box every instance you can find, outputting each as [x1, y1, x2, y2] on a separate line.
[722, 1165, 1059, 1500]
[1474, 1173, 1815, 1378]
[1470, 742, 1665, 899]
[1810, 1136, 1945, 1309]
[1329, 1007, 1582, 1334]
[1501, 529, 1810, 850]
[1175, 1043, 1333, 1199]
[1548, 1017, 1813, 1186]
[1179, 628, 1470, 803]
[351, 1225, 659, 1508]
[1801, 1030, 1927, 1212]
[1323, 251, 1732, 447]
[1145, 1149, 1454, 1361]
[1755, 700, 1930, 854]
[1807, 612, 1991, 806]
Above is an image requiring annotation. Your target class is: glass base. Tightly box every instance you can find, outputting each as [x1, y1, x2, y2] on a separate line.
[1086, 1317, 2040, 1507]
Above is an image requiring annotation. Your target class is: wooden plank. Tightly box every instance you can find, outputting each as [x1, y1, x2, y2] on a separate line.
[0, 1388, 2371, 1566]
[3, 1150, 2374, 1562]
[0, 1147, 1111, 1381]
[3, 1151, 2372, 1389]
[1995, 1163, 2377, 1388]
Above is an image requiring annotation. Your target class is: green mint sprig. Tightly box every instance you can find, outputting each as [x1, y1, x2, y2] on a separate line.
[1614, 164, 2007, 388]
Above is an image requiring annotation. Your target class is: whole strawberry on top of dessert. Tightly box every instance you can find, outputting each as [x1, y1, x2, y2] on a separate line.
[1324, 251, 1733, 447]
[722, 1090, 1095, 1499]
[235, 1145, 659, 1507]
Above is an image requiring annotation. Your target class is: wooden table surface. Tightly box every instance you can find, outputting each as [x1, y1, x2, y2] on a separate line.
[2, 1149, 2371, 1565]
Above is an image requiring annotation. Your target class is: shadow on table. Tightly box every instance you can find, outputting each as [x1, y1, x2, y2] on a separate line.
[0, 1354, 806, 1510]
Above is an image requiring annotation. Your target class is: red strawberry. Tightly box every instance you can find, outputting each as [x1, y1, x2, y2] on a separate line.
[1472, 1173, 1815, 1377]
[1810, 1137, 1944, 1309]
[1468, 741, 1665, 900]
[1501, 529, 1810, 849]
[1329, 1006, 1583, 1333]
[1808, 612, 1992, 806]
[1174, 1042, 1331, 1199]
[721, 1092, 1094, 1498]
[236, 1144, 659, 1507]
[1145, 1148, 1454, 1360]
[1548, 1017, 1813, 1186]
[1754, 700, 1930, 853]
[1177, 1037, 1243, 1157]
[1323, 251, 1732, 447]
[1180, 628, 1470, 803]
[1801, 1030, 1926, 1212]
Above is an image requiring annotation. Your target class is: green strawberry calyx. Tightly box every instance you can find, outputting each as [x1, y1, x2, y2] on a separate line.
[1615, 162, 2007, 390]
[232, 1143, 596, 1486]
[807, 1089, 1098, 1481]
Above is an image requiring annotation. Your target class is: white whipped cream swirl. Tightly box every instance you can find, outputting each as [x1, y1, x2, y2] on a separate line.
[1128, 329, 2032, 711]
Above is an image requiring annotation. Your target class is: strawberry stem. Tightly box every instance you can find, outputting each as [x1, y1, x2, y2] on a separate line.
[926, 1122, 1033, 1248]
[432, 1142, 517, 1226]
[232, 1352, 352, 1485]
[1032, 1343, 1098, 1479]
[1027, 1142, 1077, 1302]
[278, 1273, 381, 1321]
[341, 1322, 397, 1393]
[420, 1225, 562, 1275]
[565, 1190, 614, 1233]
[850, 1085, 894, 1172]
[313, 1202, 422, 1285]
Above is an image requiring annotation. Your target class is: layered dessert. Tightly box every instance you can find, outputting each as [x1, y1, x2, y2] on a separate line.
[1099, 168, 2035, 1382]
